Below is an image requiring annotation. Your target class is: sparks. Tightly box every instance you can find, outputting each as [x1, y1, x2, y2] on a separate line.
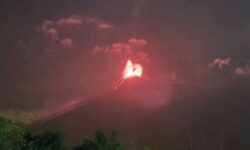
[123, 60, 143, 79]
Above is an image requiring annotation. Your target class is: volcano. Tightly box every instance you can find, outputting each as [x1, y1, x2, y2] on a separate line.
[30, 78, 250, 150]
[30, 77, 173, 148]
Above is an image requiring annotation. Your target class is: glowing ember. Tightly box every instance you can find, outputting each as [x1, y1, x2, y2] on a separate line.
[123, 60, 143, 79]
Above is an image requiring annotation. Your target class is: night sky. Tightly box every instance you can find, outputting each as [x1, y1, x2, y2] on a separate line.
[1, 0, 250, 149]
[0, 0, 250, 116]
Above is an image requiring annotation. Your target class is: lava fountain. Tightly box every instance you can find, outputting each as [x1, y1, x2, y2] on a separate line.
[123, 60, 143, 79]
[113, 60, 143, 90]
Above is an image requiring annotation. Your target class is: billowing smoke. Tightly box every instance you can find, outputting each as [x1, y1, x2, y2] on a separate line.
[92, 38, 150, 63]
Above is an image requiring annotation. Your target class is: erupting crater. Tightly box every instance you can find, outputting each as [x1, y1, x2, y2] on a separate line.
[113, 60, 144, 90]
[123, 60, 143, 79]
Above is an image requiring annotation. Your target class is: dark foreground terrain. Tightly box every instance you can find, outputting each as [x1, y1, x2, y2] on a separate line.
[30, 78, 250, 150]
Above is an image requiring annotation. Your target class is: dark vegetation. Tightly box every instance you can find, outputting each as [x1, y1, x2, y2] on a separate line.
[0, 117, 154, 150]
[0, 117, 65, 150]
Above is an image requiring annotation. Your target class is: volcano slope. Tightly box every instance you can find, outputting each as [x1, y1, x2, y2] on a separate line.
[30, 77, 250, 150]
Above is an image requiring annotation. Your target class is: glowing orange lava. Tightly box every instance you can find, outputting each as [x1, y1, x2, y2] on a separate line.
[123, 60, 143, 79]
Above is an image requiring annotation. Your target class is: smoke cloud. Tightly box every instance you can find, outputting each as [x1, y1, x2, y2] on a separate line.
[93, 38, 149, 62]
[56, 16, 83, 26]
[234, 61, 250, 75]
[235, 67, 245, 75]
[209, 57, 231, 70]
[97, 23, 114, 30]
[60, 38, 73, 48]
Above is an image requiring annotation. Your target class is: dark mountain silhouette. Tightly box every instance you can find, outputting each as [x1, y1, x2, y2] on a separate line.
[30, 77, 250, 150]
